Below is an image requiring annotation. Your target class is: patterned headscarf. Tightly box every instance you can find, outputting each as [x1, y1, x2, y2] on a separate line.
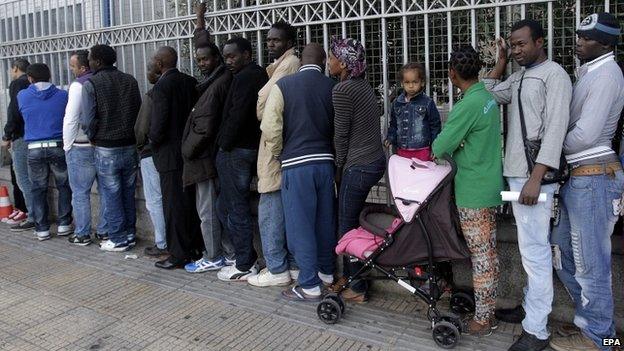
[330, 37, 367, 79]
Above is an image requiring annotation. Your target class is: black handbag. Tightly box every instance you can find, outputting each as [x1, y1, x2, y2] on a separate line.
[517, 72, 569, 184]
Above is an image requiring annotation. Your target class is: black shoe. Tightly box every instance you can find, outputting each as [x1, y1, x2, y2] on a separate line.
[495, 305, 525, 324]
[95, 233, 109, 241]
[68, 234, 92, 246]
[10, 221, 35, 232]
[155, 258, 185, 270]
[508, 330, 549, 351]
[144, 245, 168, 257]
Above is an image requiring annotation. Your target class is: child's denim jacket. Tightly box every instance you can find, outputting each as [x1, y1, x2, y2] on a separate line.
[387, 92, 441, 149]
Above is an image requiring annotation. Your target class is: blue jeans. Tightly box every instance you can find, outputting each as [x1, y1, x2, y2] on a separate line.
[282, 162, 336, 289]
[215, 148, 258, 271]
[258, 191, 297, 274]
[339, 156, 386, 293]
[95, 146, 138, 244]
[507, 177, 558, 341]
[140, 157, 167, 249]
[551, 171, 624, 350]
[66, 146, 107, 237]
[11, 138, 34, 221]
[26, 145, 72, 232]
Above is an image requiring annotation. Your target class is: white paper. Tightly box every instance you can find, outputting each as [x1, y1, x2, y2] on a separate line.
[501, 191, 547, 203]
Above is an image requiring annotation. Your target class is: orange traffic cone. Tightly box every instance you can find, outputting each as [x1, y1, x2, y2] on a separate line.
[0, 185, 13, 219]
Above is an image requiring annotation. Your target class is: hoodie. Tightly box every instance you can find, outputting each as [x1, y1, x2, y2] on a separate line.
[17, 83, 68, 142]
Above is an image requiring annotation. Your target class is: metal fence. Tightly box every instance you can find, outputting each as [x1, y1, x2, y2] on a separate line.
[0, 0, 622, 202]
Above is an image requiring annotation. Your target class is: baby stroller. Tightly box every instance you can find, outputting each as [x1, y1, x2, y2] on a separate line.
[317, 155, 474, 349]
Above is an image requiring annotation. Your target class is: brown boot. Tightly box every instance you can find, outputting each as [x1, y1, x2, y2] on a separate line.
[328, 276, 348, 293]
[340, 288, 368, 303]
[550, 333, 600, 351]
[463, 319, 492, 337]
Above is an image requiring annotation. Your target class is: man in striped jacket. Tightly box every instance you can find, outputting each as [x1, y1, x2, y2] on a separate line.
[261, 43, 337, 302]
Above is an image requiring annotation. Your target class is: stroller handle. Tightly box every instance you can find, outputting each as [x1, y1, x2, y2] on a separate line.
[359, 205, 398, 237]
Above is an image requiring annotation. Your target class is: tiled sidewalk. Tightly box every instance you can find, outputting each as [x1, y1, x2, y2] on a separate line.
[0, 226, 522, 351]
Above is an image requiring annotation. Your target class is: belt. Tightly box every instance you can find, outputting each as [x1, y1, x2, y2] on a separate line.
[570, 162, 622, 177]
[27, 141, 61, 149]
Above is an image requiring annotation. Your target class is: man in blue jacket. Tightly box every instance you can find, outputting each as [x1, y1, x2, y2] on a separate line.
[17, 63, 72, 241]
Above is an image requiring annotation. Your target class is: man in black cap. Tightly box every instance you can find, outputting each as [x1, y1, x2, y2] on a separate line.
[550, 12, 623, 351]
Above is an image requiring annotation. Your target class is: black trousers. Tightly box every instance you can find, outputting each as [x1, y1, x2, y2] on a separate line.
[159, 169, 203, 263]
[10, 164, 26, 212]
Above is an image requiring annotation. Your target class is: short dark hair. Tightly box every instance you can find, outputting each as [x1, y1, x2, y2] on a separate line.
[71, 50, 90, 69]
[399, 62, 426, 82]
[89, 44, 117, 66]
[449, 45, 482, 80]
[26, 63, 51, 83]
[224, 37, 253, 56]
[11, 58, 30, 73]
[270, 21, 297, 44]
[511, 19, 545, 41]
[196, 42, 222, 59]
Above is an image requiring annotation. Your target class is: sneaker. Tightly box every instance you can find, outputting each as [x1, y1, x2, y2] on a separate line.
[217, 264, 258, 282]
[127, 236, 136, 247]
[95, 233, 109, 241]
[10, 220, 35, 232]
[289, 269, 300, 281]
[463, 319, 493, 337]
[35, 230, 51, 241]
[549, 333, 600, 351]
[248, 268, 292, 287]
[68, 234, 92, 246]
[57, 225, 73, 236]
[144, 245, 168, 257]
[185, 257, 225, 273]
[224, 257, 236, 266]
[495, 305, 525, 324]
[281, 285, 322, 302]
[556, 323, 580, 337]
[508, 330, 549, 351]
[99, 239, 130, 252]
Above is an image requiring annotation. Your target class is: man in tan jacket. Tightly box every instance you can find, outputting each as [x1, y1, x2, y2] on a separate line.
[248, 21, 301, 287]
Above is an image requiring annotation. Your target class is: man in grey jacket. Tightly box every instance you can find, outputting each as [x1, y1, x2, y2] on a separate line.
[483, 19, 572, 351]
[549, 13, 624, 351]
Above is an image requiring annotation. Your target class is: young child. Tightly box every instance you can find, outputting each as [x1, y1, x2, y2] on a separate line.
[385, 63, 441, 161]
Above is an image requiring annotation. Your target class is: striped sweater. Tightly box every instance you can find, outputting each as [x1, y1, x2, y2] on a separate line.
[333, 78, 385, 171]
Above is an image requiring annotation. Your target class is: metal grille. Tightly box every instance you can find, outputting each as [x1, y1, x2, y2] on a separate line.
[0, 0, 622, 204]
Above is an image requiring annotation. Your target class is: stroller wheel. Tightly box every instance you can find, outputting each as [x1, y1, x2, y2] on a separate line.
[432, 321, 460, 349]
[450, 291, 475, 315]
[317, 298, 342, 324]
[324, 293, 345, 314]
[439, 313, 463, 333]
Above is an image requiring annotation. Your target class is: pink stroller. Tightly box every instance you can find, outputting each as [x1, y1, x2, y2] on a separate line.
[317, 155, 473, 349]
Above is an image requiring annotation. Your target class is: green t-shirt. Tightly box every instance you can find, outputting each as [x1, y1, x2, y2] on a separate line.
[432, 82, 504, 209]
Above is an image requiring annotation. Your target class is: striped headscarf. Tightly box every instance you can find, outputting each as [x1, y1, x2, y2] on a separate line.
[330, 37, 367, 79]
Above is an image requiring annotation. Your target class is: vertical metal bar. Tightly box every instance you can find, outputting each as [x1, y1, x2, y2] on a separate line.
[447, 0, 453, 108]
[3, 4, 9, 41]
[119, 0, 123, 25]
[381, 2, 388, 123]
[401, 0, 408, 64]
[547, 1, 553, 60]
[63, 0, 68, 33]
[142, 42, 148, 91]
[26, 0, 32, 38]
[341, 0, 346, 37]
[48, 0, 52, 35]
[152, 0, 156, 21]
[162, 0, 166, 19]
[189, 38, 194, 75]
[470, 2, 476, 48]
[575, 0, 581, 69]
[129, 0, 134, 24]
[520, 4, 526, 19]
[175, 0, 179, 17]
[176, 39, 181, 70]
[17, 1, 22, 40]
[72, 0, 77, 32]
[605, 0, 610, 12]
[132, 44, 137, 82]
[424, 0, 430, 96]
[140, 0, 144, 22]
[306, 25, 311, 44]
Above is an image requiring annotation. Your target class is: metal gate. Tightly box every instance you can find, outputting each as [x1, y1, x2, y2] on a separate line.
[0, 0, 622, 201]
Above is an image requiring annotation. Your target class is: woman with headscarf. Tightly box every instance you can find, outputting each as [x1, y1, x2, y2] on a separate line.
[328, 37, 386, 302]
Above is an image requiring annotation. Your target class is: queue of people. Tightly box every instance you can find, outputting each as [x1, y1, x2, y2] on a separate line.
[2, 4, 623, 349]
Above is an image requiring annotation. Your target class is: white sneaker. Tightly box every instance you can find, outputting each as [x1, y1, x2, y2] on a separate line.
[224, 257, 236, 266]
[217, 264, 258, 282]
[57, 225, 73, 236]
[99, 240, 130, 252]
[289, 269, 300, 281]
[35, 230, 51, 241]
[318, 272, 334, 286]
[248, 268, 292, 287]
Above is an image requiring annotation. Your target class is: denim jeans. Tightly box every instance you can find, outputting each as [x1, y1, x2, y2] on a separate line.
[282, 162, 336, 289]
[507, 177, 558, 340]
[140, 157, 167, 249]
[95, 146, 138, 244]
[27, 145, 72, 232]
[11, 138, 34, 221]
[339, 156, 386, 293]
[197, 179, 234, 261]
[215, 148, 258, 271]
[551, 171, 624, 350]
[258, 191, 297, 274]
[66, 146, 107, 237]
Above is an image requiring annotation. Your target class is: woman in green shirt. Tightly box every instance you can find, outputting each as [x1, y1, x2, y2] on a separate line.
[432, 46, 504, 336]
